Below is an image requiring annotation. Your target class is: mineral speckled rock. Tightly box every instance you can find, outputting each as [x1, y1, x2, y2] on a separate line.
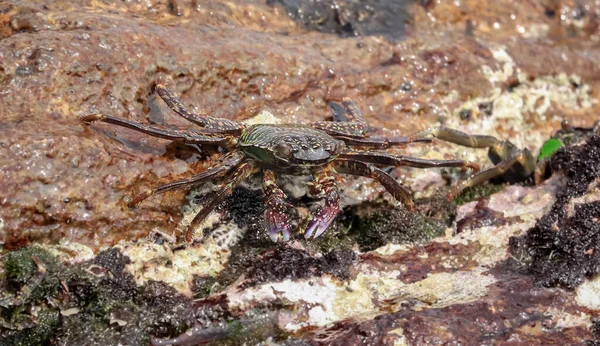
[1, 0, 600, 345]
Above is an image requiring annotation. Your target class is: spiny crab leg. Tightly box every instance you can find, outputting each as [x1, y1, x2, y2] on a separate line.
[411, 125, 503, 149]
[338, 150, 481, 171]
[411, 125, 536, 174]
[79, 114, 233, 147]
[154, 84, 244, 134]
[128, 151, 244, 207]
[184, 162, 256, 242]
[310, 98, 368, 137]
[317, 98, 434, 148]
[334, 135, 432, 149]
[332, 159, 414, 209]
[263, 170, 294, 242]
[304, 169, 340, 239]
[413, 125, 537, 197]
[449, 151, 535, 199]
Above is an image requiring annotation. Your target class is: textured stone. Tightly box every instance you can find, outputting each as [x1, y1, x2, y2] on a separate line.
[1, 0, 600, 344]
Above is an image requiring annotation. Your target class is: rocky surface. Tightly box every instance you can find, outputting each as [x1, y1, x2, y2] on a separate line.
[1, 0, 600, 345]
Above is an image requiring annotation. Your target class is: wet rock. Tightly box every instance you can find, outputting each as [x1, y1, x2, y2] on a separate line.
[268, 0, 409, 40]
[246, 246, 356, 285]
[1, 0, 600, 344]
[0, 247, 199, 345]
[348, 202, 446, 252]
[456, 198, 520, 234]
[510, 136, 600, 289]
[305, 275, 591, 345]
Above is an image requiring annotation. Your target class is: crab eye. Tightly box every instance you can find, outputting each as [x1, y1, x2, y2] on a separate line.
[275, 143, 292, 158]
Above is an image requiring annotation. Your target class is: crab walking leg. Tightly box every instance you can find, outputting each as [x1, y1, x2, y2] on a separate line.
[129, 152, 245, 207]
[412, 125, 502, 149]
[0, 256, 46, 308]
[315, 98, 433, 148]
[310, 121, 368, 138]
[263, 170, 294, 242]
[184, 162, 256, 242]
[534, 158, 550, 186]
[304, 169, 340, 239]
[411, 125, 537, 172]
[311, 98, 368, 138]
[80, 114, 233, 146]
[338, 98, 369, 124]
[413, 125, 538, 182]
[339, 151, 481, 171]
[449, 151, 534, 199]
[333, 159, 414, 209]
[154, 84, 243, 134]
[335, 135, 432, 149]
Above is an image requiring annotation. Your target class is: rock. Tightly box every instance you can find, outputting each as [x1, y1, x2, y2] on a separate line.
[1, 0, 600, 344]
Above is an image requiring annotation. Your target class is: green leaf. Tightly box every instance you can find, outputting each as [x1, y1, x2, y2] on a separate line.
[538, 138, 564, 160]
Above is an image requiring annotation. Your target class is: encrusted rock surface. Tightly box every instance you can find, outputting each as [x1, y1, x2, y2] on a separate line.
[1, 0, 600, 344]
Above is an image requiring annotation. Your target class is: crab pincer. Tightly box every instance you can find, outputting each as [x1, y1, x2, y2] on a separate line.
[304, 171, 340, 239]
[304, 192, 340, 239]
[263, 170, 294, 242]
[265, 199, 294, 242]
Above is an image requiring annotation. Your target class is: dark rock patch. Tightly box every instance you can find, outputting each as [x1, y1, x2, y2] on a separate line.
[0, 247, 198, 346]
[510, 135, 600, 288]
[304, 275, 591, 345]
[456, 198, 520, 234]
[268, 0, 409, 41]
[361, 240, 481, 283]
[246, 246, 356, 286]
[346, 202, 446, 252]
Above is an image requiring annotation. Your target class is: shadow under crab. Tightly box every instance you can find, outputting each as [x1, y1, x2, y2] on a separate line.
[80, 84, 551, 243]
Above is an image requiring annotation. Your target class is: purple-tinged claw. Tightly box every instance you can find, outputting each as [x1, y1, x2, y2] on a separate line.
[304, 219, 318, 240]
[304, 202, 340, 239]
[305, 176, 340, 239]
[265, 203, 293, 242]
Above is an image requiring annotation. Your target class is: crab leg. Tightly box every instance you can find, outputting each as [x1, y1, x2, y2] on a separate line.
[413, 125, 538, 184]
[333, 159, 413, 209]
[263, 170, 294, 242]
[312, 98, 431, 148]
[449, 151, 535, 199]
[129, 151, 244, 207]
[311, 98, 368, 137]
[184, 162, 256, 242]
[304, 168, 340, 239]
[412, 126, 503, 149]
[411, 125, 537, 169]
[339, 150, 481, 171]
[336, 135, 432, 149]
[534, 159, 550, 186]
[80, 114, 233, 147]
[154, 84, 244, 134]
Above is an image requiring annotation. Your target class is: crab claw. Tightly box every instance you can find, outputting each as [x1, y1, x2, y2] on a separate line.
[304, 190, 340, 239]
[265, 201, 294, 242]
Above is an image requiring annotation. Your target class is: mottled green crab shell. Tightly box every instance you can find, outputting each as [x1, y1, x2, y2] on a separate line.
[239, 124, 345, 175]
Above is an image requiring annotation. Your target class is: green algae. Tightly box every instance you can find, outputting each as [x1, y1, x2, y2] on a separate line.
[453, 184, 504, 206]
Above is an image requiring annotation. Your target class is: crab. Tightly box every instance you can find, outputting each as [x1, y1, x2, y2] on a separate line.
[81, 84, 548, 243]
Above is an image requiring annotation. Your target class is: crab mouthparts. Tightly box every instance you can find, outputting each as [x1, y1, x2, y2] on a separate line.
[292, 148, 332, 161]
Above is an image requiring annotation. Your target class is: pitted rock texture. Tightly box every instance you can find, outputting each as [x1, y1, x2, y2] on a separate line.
[1, 0, 600, 345]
